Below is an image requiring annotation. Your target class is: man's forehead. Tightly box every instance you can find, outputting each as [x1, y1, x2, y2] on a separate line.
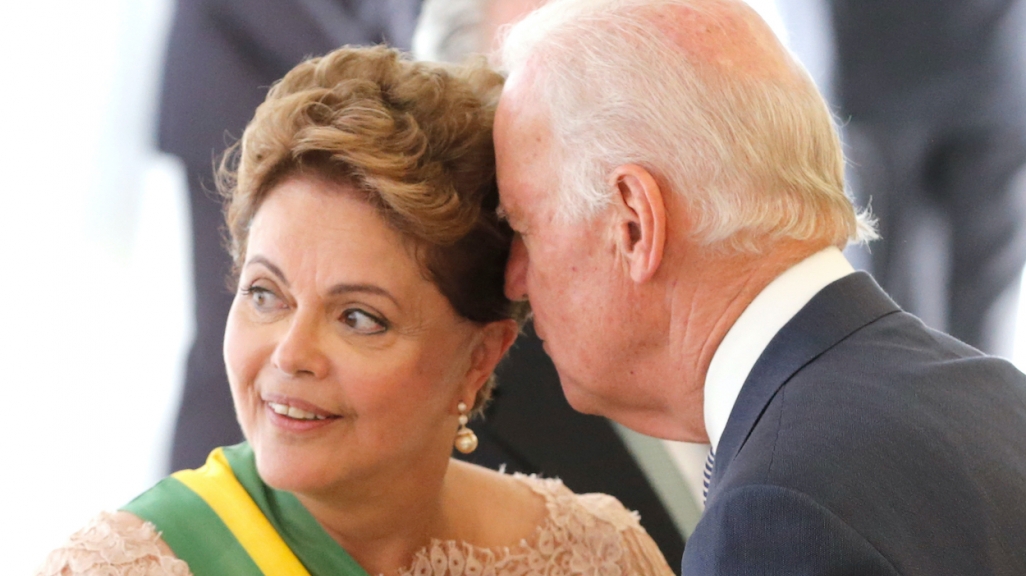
[496, 88, 552, 157]
[495, 79, 552, 180]
[496, 164, 541, 231]
[497, 63, 546, 119]
[494, 65, 557, 229]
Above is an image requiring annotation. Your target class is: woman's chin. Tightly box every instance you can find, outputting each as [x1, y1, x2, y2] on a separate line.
[251, 440, 340, 494]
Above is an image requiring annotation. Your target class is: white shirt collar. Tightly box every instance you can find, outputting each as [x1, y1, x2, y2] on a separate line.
[703, 246, 855, 451]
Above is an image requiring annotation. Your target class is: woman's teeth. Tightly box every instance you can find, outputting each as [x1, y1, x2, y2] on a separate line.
[268, 402, 327, 420]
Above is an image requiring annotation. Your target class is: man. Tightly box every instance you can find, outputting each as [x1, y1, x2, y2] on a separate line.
[493, 0, 1026, 573]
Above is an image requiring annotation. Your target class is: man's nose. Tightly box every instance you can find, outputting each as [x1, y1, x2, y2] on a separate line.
[505, 234, 529, 302]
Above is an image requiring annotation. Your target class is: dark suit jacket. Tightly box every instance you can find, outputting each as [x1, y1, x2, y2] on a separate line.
[683, 272, 1026, 575]
[461, 324, 686, 572]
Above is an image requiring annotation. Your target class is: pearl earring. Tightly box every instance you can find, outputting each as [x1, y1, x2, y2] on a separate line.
[454, 401, 478, 454]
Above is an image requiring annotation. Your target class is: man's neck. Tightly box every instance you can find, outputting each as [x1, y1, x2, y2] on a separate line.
[657, 239, 833, 442]
[702, 245, 856, 450]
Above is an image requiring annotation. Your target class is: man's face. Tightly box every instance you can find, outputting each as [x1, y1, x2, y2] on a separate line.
[494, 77, 632, 415]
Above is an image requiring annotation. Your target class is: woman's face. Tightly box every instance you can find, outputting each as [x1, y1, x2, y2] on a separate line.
[224, 175, 511, 496]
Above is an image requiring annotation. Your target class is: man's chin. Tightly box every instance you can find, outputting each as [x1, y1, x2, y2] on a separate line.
[559, 377, 609, 417]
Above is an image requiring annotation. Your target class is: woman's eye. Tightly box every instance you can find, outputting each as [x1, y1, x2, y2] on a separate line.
[243, 285, 283, 312]
[342, 309, 387, 334]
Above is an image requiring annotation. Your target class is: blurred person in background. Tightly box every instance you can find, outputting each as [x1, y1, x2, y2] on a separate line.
[38, 46, 675, 576]
[160, 0, 422, 472]
[831, 0, 1026, 355]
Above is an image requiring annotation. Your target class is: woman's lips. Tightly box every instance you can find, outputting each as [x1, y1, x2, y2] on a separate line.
[260, 393, 342, 429]
[267, 401, 329, 420]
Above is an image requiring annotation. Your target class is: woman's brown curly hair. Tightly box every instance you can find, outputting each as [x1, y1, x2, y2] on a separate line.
[218, 45, 527, 412]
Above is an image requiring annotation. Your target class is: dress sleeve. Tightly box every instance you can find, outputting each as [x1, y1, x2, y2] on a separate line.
[575, 492, 677, 576]
[35, 511, 192, 576]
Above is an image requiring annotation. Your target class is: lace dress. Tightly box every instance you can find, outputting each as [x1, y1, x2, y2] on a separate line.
[37, 475, 674, 576]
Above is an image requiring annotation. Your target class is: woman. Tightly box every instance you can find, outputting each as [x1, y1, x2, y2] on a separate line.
[38, 46, 674, 576]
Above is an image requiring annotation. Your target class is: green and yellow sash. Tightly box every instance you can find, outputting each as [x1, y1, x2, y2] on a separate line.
[122, 443, 370, 576]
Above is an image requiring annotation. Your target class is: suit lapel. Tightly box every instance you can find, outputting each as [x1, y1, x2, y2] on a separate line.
[710, 273, 900, 493]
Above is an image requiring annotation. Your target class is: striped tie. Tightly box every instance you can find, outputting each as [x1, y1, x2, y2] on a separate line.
[702, 449, 715, 505]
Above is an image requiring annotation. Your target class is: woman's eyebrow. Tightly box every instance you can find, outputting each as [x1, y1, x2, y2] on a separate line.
[328, 283, 401, 310]
[246, 255, 402, 310]
[246, 255, 289, 286]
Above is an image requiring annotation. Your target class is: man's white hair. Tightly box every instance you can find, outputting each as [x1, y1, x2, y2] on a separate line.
[499, 0, 876, 251]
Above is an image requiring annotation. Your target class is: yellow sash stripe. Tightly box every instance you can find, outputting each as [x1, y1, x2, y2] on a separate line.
[173, 448, 312, 576]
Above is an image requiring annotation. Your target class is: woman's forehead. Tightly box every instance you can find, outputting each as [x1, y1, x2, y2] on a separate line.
[248, 178, 418, 278]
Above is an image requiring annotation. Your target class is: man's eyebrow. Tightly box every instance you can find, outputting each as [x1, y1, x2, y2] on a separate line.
[497, 204, 523, 229]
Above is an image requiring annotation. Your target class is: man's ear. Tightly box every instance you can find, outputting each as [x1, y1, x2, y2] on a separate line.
[609, 164, 666, 283]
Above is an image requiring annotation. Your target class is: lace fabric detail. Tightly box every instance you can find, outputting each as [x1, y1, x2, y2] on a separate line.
[35, 511, 191, 576]
[35, 476, 672, 576]
[396, 475, 673, 576]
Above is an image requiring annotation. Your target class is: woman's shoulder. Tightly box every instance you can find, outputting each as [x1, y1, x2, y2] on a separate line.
[417, 462, 674, 576]
[35, 511, 190, 576]
[502, 473, 674, 575]
[445, 460, 551, 547]
[512, 473, 647, 533]
[448, 460, 642, 527]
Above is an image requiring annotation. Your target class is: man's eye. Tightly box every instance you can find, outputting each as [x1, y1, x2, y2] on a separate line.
[342, 309, 388, 334]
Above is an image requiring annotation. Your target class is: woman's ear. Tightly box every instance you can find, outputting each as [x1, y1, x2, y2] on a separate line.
[608, 164, 667, 283]
[462, 319, 520, 400]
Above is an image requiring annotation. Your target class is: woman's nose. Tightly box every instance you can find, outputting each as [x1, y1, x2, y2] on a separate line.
[271, 314, 330, 379]
[505, 234, 529, 302]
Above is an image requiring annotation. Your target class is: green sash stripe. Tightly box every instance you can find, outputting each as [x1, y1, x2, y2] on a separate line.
[221, 444, 372, 576]
[122, 476, 264, 576]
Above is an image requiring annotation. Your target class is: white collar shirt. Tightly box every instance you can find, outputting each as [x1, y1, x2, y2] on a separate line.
[703, 246, 856, 452]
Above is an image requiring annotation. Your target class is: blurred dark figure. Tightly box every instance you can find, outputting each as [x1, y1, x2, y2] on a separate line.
[832, 0, 1026, 353]
[159, 0, 423, 472]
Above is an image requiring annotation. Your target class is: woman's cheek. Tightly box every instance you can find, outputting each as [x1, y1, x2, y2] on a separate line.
[224, 307, 268, 399]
